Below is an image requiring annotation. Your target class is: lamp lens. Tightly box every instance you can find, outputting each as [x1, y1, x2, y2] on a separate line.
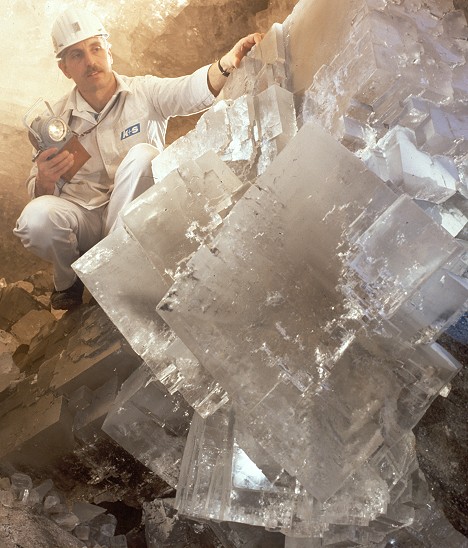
[48, 118, 67, 141]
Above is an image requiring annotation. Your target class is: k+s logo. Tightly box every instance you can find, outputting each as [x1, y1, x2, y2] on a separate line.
[121, 123, 141, 140]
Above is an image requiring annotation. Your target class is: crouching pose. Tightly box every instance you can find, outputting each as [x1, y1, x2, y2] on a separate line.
[14, 7, 262, 310]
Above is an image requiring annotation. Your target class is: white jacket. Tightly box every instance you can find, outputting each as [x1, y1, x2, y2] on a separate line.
[26, 66, 214, 209]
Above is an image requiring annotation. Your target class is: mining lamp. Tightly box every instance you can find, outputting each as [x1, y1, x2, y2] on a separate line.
[23, 98, 90, 182]
[23, 98, 73, 152]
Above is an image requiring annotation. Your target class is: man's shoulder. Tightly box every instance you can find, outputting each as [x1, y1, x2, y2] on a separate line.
[114, 72, 169, 102]
[51, 91, 74, 115]
[116, 72, 164, 87]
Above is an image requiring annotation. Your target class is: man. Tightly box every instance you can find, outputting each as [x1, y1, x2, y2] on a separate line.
[14, 7, 262, 310]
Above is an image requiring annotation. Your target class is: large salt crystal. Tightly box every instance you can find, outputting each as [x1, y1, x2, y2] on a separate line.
[416, 198, 468, 237]
[388, 267, 468, 342]
[344, 194, 462, 316]
[72, 0, 468, 541]
[102, 364, 192, 487]
[152, 82, 296, 185]
[364, 127, 459, 204]
[176, 404, 390, 536]
[221, 22, 287, 100]
[73, 227, 228, 418]
[302, 0, 465, 158]
[157, 122, 463, 500]
[73, 226, 169, 359]
[177, 401, 434, 540]
[123, 150, 248, 282]
[255, 85, 297, 174]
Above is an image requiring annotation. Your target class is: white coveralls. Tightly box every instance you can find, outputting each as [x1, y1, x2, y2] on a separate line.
[14, 66, 214, 290]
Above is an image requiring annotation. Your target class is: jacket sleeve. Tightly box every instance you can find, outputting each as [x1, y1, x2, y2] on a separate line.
[25, 152, 61, 199]
[25, 154, 38, 200]
[144, 65, 215, 120]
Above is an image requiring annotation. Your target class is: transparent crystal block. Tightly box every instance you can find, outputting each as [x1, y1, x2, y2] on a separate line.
[123, 150, 247, 282]
[110, 535, 128, 548]
[152, 83, 296, 186]
[73, 227, 228, 418]
[177, 404, 390, 536]
[72, 501, 107, 523]
[101, 364, 192, 487]
[222, 22, 287, 100]
[416, 199, 468, 238]
[159, 123, 464, 502]
[345, 194, 463, 317]
[10, 472, 32, 500]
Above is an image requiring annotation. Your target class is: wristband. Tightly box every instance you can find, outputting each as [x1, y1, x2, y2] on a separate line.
[217, 59, 231, 77]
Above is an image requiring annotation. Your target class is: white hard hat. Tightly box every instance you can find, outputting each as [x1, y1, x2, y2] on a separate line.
[51, 7, 109, 58]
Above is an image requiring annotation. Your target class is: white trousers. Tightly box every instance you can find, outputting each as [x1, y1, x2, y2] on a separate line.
[14, 143, 158, 291]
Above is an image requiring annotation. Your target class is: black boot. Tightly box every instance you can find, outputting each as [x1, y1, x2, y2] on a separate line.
[50, 278, 84, 310]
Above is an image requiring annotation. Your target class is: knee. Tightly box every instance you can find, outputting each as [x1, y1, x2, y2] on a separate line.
[119, 143, 160, 174]
[128, 143, 160, 164]
[14, 197, 75, 247]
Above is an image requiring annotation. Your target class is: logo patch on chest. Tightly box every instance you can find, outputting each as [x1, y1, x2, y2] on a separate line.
[121, 123, 141, 140]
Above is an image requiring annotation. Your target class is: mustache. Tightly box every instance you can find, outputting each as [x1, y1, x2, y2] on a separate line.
[85, 65, 102, 76]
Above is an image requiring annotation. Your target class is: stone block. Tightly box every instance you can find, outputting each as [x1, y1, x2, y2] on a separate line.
[0, 393, 74, 470]
[48, 338, 137, 396]
[10, 309, 55, 346]
[0, 285, 45, 331]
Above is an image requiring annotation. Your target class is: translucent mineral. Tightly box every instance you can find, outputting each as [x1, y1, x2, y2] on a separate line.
[123, 150, 248, 282]
[176, 404, 396, 537]
[416, 199, 468, 237]
[101, 364, 192, 487]
[74, 524, 91, 541]
[74, 0, 468, 542]
[152, 83, 296, 183]
[30, 478, 54, 502]
[221, 22, 287, 100]
[72, 501, 107, 523]
[43, 493, 63, 513]
[363, 127, 459, 204]
[157, 122, 463, 501]
[73, 226, 228, 418]
[89, 512, 118, 540]
[109, 535, 128, 548]
[10, 472, 32, 500]
[52, 512, 80, 531]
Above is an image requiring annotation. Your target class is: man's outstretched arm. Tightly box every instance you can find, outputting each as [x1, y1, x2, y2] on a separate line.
[207, 33, 263, 96]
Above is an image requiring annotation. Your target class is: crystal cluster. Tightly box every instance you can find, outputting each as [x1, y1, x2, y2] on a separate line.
[156, 123, 464, 535]
[74, 0, 468, 545]
[301, 0, 468, 239]
[152, 22, 295, 183]
[176, 404, 426, 539]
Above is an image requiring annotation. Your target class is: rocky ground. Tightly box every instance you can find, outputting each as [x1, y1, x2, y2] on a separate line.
[415, 332, 468, 537]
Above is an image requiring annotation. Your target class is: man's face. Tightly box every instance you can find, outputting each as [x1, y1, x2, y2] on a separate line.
[59, 36, 114, 95]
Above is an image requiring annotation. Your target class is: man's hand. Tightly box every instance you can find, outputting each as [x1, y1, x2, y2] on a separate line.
[222, 33, 264, 72]
[208, 32, 264, 96]
[35, 148, 74, 196]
